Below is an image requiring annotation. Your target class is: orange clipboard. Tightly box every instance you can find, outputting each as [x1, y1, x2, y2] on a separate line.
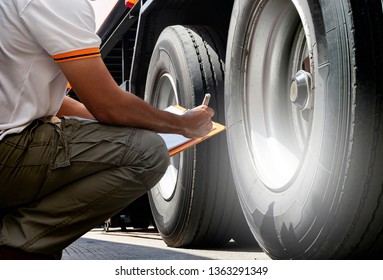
[158, 105, 226, 157]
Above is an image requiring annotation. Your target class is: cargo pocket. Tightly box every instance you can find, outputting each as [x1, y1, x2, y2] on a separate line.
[0, 120, 59, 208]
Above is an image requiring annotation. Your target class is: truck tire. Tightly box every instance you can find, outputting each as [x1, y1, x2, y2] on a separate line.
[145, 25, 255, 248]
[225, 0, 383, 259]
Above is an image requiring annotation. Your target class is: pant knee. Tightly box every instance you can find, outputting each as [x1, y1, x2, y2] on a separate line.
[135, 130, 169, 189]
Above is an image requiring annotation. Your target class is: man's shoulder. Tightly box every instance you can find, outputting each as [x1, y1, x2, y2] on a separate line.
[18, 0, 100, 56]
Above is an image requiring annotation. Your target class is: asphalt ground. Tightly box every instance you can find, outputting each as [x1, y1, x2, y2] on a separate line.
[4, 228, 378, 280]
[62, 227, 271, 260]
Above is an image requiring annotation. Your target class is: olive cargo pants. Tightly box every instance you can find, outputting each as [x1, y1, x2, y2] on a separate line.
[0, 117, 169, 254]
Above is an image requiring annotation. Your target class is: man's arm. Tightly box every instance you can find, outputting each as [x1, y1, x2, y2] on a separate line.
[58, 57, 214, 138]
[57, 96, 95, 120]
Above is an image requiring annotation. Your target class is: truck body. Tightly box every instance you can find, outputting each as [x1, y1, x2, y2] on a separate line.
[95, 0, 383, 259]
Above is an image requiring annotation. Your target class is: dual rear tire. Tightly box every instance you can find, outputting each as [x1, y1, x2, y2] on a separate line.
[145, 0, 383, 259]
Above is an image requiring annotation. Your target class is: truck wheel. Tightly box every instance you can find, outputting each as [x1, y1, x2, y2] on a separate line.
[145, 25, 254, 247]
[225, 0, 383, 259]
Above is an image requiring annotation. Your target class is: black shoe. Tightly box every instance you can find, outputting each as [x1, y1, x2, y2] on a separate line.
[0, 245, 62, 260]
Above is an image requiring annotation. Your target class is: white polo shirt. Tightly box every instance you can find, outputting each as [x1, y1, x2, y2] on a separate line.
[0, 0, 101, 140]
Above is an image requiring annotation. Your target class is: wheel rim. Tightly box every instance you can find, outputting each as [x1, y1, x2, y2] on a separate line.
[154, 73, 180, 201]
[243, 0, 313, 190]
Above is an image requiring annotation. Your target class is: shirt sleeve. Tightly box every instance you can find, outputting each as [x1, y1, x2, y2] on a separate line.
[19, 0, 101, 62]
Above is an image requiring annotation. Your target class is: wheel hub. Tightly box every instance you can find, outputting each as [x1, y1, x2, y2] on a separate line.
[290, 70, 312, 110]
[154, 73, 180, 201]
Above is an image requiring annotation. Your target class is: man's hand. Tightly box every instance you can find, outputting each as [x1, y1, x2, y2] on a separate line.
[180, 105, 214, 138]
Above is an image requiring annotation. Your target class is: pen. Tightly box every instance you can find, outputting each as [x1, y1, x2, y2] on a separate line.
[202, 93, 211, 106]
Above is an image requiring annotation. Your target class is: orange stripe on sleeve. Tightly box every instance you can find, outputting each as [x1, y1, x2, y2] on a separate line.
[52, 48, 101, 63]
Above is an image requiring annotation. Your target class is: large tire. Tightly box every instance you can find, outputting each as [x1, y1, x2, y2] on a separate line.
[225, 0, 383, 259]
[145, 25, 255, 248]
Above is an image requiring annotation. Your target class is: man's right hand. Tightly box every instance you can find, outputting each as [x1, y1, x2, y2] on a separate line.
[179, 105, 215, 139]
